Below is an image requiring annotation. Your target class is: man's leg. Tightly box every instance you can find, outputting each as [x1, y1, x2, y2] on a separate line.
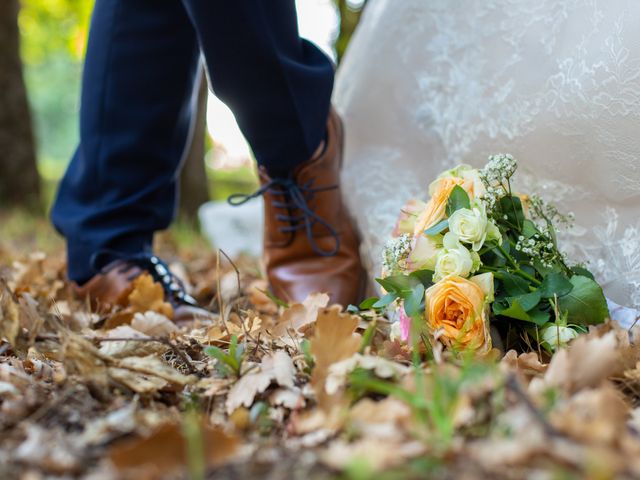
[51, 0, 201, 284]
[180, 1, 334, 175]
[181, 1, 364, 305]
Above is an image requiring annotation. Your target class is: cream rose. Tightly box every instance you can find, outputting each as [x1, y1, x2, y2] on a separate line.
[540, 324, 579, 350]
[408, 234, 442, 270]
[485, 221, 502, 245]
[433, 233, 477, 281]
[448, 206, 489, 251]
[425, 273, 493, 354]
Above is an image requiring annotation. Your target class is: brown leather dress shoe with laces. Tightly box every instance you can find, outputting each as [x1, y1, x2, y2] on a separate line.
[231, 109, 365, 307]
[73, 253, 214, 323]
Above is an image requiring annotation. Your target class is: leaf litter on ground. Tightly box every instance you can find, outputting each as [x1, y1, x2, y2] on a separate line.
[3, 240, 640, 479]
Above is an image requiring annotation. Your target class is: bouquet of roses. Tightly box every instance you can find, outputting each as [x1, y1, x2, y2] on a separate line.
[374, 154, 609, 354]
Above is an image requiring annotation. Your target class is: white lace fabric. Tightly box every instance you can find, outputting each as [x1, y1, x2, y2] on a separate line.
[334, 0, 640, 317]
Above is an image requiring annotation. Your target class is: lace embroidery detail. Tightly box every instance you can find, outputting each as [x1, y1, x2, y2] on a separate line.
[335, 0, 640, 307]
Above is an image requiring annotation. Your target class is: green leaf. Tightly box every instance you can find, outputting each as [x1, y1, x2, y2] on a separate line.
[528, 308, 552, 326]
[512, 291, 542, 311]
[424, 219, 449, 236]
[498, 272, 530, 296]
[446, 185, 471, 216]
[372, 293, 397, 309]
[539, 272, 573, 298]
[522, 219, 538, 238]
[409, 269, 434, 288]
[533, 260, 556, 277]
[376, 274, 418, 294]
[493, 297, 549, 326]
[493, 299, 529, 321]
[376, 275, 415, 293]
[499, 195, 525, 228]
[404, 284, 425, 318]
[571, 266, 595, 281]
[358, 297, 380, 310]
[300, 339, 314, 368]
[558, 275, 609, 325]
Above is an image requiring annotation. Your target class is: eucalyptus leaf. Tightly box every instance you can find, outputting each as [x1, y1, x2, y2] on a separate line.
[446, 185, 471, 216]
[376, 274, 418, 294]
[424, 219, 449, 236]
[373, 293, 397, 309]
[404, 284, 425, 318]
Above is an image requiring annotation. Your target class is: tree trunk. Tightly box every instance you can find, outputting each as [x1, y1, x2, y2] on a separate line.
[0, 0, 40, 210]
[178, 69, 210, 223]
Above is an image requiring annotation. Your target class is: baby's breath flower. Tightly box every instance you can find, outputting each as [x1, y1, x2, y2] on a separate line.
[480, 153, 518, 187]
[515, 232, 565, 268]
[528, 194, 575, 230]
[382, 233, 412, 276]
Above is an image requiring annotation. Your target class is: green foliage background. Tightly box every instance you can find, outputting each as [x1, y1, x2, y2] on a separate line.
[19, 0, 92, 178]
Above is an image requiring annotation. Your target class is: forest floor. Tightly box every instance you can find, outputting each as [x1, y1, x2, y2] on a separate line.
[3, 209, 640, 479]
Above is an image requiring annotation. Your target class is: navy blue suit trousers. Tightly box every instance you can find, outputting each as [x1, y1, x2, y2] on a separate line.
[51, 0, 335, 283]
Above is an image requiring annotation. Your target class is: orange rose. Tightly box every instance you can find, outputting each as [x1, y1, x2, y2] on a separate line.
[413, 177, 478, 237]
[425, 274, 493, 354]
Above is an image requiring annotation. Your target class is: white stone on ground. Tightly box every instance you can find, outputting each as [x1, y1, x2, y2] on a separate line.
[198, 198, 263, 258]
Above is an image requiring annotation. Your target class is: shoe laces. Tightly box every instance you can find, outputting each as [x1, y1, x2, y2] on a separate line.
[90, 250, 198, 307]
[228, 177, 340, 257]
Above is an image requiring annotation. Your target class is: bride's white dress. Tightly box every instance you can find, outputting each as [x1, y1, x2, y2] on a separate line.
[334, 0, 640, 318]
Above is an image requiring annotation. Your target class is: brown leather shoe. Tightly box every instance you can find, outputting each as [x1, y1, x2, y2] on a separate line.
[256, 109, 364, 306]
[73, 254, 213, 323]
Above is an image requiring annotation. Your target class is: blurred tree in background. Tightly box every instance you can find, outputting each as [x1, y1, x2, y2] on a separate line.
[0, 0, 41, 210]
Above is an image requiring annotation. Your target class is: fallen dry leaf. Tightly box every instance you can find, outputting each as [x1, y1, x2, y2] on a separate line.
[540, 331, 619, 394]
[325, 353, 410, 395]
[310, 306, 361, 411]
[270, 387, 306, 410]
[501, 350, 547, 384]
[108, 421, 238, 474]
[0, 280, 21, 346]
[271, 292, 330, 338]
[15, 425, 82, 474]
[225, 350, 296, 414]
[131, 311, 178, 337]
[98, 325, 165, 358]
[550, 385, 629, 445]
[321, 437, 424, 472]
[127, 273, 174, 319]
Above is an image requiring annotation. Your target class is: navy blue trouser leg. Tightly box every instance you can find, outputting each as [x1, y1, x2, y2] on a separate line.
[51, 0, 335, 283]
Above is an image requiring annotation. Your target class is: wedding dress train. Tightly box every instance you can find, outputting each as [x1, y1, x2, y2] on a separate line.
[334, 0, 640, 324]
